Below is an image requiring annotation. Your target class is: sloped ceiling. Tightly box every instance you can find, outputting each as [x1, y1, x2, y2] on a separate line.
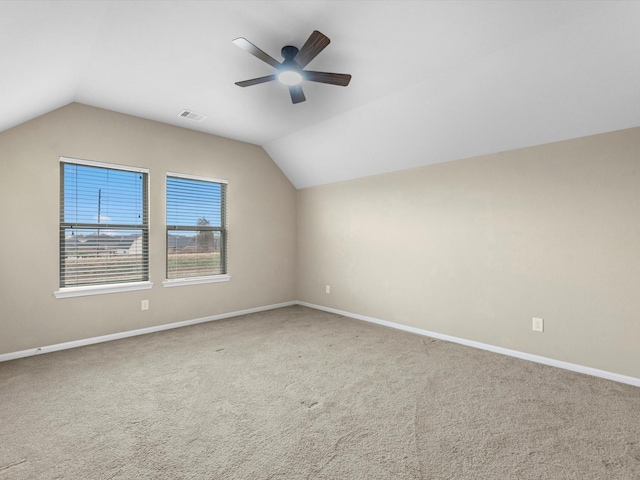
[1, 1, 639, 188]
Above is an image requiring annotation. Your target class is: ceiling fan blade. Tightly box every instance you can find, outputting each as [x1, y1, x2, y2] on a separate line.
[289, 85, 306, 104]
[294, 30, 330, 68]
[232, 37, 281, 70]
[304, 71, 352, 87]
[235, 75, 278, 87]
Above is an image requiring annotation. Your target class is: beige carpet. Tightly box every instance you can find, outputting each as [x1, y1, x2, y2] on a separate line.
[1, 305, 639, 479]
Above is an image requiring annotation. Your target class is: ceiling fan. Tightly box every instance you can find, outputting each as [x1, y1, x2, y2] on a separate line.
[233, 30, 352, 104]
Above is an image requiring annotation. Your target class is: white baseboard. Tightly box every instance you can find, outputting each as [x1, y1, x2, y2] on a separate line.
[3, 299, 639, 388]
[296, 301, 640, 388]
[0, 301, 296, 363]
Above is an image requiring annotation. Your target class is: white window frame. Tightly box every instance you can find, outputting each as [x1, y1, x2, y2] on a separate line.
[54, 157, 153, 298]
[162, 172, 230, 288]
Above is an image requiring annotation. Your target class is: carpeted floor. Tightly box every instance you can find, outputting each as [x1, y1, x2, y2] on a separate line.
[1, 305, 639, 479]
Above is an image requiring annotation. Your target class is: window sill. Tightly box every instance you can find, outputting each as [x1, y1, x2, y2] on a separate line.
[54, 281, 154, 299]
[162, 275, 231, 288]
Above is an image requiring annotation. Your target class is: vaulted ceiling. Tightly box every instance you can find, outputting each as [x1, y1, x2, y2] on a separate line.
[2, 1, 639, 188]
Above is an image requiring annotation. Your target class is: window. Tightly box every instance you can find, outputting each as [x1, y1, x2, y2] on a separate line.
[57, 157, 150, 296]
[164, 172, 228, 286]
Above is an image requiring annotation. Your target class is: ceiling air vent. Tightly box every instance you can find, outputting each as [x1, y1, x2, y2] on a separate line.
[178, 110, 207, 122]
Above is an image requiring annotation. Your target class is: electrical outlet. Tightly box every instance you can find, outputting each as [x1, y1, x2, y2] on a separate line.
[532, 317, 544, 332]
[325, 285, 331, 294]
[141, 300, 149, 311]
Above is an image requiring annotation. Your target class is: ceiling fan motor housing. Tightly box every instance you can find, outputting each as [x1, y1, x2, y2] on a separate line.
[281, 45, 299, 62]
[280, 45, 302, 78]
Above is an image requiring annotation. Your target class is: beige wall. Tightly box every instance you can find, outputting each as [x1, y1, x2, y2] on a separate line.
[297, 127, 640, 379]
[0, 103, 297, 354]
[2, 103, 638, 380]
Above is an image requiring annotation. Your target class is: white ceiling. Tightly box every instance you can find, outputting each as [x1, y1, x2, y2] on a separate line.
[2, 1, 640, 188]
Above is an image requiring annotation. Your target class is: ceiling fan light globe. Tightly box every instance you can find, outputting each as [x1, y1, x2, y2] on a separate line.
[278, 70, 303, 86]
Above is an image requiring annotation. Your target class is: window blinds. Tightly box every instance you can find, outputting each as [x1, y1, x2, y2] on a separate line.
[166, 174, 227, 279]
[60, 160, 149, 288]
